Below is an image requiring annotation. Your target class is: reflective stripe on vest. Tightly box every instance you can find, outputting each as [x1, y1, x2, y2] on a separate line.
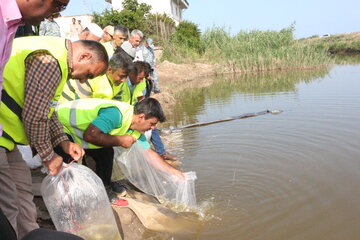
[0, 36, 69, 150]
[56, 98, 140, 149]
[60, 74, 125, 102]
[59, 79, 93, 104]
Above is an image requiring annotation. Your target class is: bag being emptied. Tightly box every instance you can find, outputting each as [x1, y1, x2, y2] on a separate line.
[114, 142, 197, 209]
[41, 163, 121, 240]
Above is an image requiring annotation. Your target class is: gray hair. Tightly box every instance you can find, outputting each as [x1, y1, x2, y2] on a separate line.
[130, 29, 144, 39]
[109, 50, 133, 72]
[114, 25, 129, 37]
[78, 40, 108, 67]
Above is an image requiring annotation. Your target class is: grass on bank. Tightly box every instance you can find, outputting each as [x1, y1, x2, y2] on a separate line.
[161, 24, 333, 73]
[298, 32, 360, 55]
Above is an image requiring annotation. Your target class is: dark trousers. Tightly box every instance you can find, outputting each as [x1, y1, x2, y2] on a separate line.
[83, 148, 114, 186]
[54, 136, 114, 187]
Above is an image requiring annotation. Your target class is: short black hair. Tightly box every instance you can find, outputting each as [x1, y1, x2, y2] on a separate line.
[129, 61, 151, 76]
[78, 40, 109, 72]
[109, 50, 133, 72]
[134, 98, 166, 122]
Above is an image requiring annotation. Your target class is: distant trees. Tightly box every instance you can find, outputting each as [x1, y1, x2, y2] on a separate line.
[93, 0, 175, 40]
[93, 0, 150, 31]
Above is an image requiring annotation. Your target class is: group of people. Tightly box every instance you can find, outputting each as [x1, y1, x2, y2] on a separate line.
[69, 17, 83, 38]
[1, 0, 180, 239]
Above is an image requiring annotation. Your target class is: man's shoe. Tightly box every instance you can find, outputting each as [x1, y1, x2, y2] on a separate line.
[161, 152, 177, 161]
[105, 185, 120, 203]
[110, 181, 127, 197]
[153, 89, 161, 94]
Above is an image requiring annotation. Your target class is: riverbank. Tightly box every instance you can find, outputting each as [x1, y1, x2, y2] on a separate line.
[151, 60, 218, 116]
[152, 59, 326, 117]
[153, 31, 360, 116]
[299, 32, 360, 55]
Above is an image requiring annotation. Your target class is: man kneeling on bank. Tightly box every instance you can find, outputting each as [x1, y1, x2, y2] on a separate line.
[55, 97, 184, 196]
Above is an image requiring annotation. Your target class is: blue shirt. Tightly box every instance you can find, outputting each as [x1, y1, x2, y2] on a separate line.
[91, 107, 150, 149]
[127, 77, 147, 97]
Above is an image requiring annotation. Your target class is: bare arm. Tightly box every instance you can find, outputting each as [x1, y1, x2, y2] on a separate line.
[83, 124, 136, 148]
[145, 148, 184, 179]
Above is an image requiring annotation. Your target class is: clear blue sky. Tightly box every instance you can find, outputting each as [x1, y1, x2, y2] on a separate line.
[63, 0, 360, 38]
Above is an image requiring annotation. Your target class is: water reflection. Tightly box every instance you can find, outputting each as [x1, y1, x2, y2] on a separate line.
[162, 64, 360, 240]
[167, 68, 329, 126]
[333, 54, 360, 65]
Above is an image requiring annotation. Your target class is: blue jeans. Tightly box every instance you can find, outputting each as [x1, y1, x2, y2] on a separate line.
[151, 68, 160, 92]
[150, 128, 165, 155]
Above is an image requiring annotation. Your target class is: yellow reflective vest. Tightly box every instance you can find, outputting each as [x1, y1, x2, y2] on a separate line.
[102, 41, 115, 58]
[59, 41, 116, 103]
[56, 98, 141, 149]
[0, 36, 69, 151]
[119, 78, 146, 105]
[59, 74, 125, 103]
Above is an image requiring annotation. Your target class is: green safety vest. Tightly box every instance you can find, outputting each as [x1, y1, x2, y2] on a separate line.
[59, 41, 117, 103]
[119, 78, 146, 105]
[0, 36, 69, 151]
[56, 98, 141, 149]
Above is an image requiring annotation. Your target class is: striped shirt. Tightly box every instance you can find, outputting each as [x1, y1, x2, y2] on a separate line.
[23, 40, 72, 162]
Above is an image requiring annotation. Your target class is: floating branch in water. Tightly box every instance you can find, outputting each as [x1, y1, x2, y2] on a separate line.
[162, 109, 283, 133]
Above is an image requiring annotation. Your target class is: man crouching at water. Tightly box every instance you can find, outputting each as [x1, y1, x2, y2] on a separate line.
[0, 36, 108, 238]
[55, 98, 184, 198]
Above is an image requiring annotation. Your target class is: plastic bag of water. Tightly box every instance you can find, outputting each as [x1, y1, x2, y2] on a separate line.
[41, 163, 121, 240]
[114, 142, 197, 209]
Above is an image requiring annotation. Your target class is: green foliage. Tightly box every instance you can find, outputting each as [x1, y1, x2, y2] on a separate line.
[170, 21, 201, 50]
[301, 34, 360, 55]
[161, 40, 201, 64]
[309, 35, 319, 39]
[92, 5, 332, 71]
[93, 0, 151, 31]
[162, 23, 332, 71]
[145, 13, 175, 42]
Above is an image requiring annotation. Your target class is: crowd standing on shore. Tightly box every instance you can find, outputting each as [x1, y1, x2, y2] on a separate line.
[0, 0, 181, 239]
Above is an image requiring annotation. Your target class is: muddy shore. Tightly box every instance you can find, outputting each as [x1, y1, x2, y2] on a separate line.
[152, 60, 219, 116]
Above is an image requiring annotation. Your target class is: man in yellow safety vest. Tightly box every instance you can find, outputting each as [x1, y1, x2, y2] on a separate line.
[0, 36, 108, 238]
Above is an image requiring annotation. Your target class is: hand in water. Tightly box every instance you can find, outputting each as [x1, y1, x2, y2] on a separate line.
[170, 168, 185, 181]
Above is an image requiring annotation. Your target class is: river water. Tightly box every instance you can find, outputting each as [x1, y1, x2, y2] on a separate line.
[163, 63, 360, 240]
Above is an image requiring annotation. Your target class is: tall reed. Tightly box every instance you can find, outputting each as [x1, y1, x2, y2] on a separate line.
[200, 25, 332, 72]
[162, 24, 333, 72]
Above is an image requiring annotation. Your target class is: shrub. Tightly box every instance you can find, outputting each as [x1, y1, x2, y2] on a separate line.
[93, 0, 151, 31]
[170, 21, 201, 51]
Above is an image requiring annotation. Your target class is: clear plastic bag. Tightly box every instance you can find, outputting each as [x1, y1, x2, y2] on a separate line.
[114, 142, 197, 209]
[41, 163, 121, 240]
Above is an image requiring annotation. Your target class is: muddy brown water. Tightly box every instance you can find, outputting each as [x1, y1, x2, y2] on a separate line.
[161, 63, 360, 240]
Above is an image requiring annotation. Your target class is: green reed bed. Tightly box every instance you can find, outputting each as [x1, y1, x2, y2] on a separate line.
[200, 26, 332, 72]
[162, 25, 333, 73]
